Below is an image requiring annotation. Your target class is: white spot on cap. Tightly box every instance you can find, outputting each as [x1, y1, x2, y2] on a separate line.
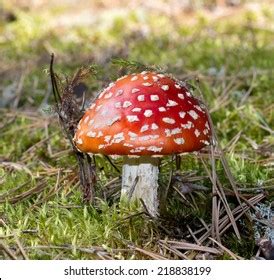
[77, 124, 81, 129]
[194, 129, 201, 137]
[131, 76, 138, 81]
[150, 95, 159, 101]
[186, 91, 192, 97]
[165, 127, 182, 137]
[117, 75, 127, 81]
[161, 85, 169, 91]
[127, 115, 139, 122]
[175, 84, 181, 89]
[98, 91, 105, 99]
[159, 107, 166, 112]
[157, 74, 165, 78]
[95, 105, 102, 111]
[138, 135, 159, 141]
[84, 115, 90, 124]
[139, 135, 151, 141]
[143, 76, 149, 80]
[132, 107, 141, 112]
[163, 117, 175, 124]
[132, 88, 140, 94]
[87, 131, 96, 138]
[101, 109, 108, 116]
[179, 111, 186, 119]
[150, 135, 159, 139]
[205, 121, 210, 129]
[123, 143, 134, 147]
[151, 123, 159, 130]
[165, 129, 171, 137]
[98, 144, 105, 149]
[130, 148, 142, 153]
[203, 129, 209, 135]
[188, 110, 199, 120]
[115, 102, 122, 108]
[123, 101, 132, 108]
[104, 92, 113, 99]
[128, 131, 138, 137]
[171, 127, 182, 135]
[200, 140, 210, 145]
[76, 138, 83, 145]
[181, 121, 194, 129]
[174, 137, 185, 145]
[115, 89, 123, 96]
[178, 93, 185, 100]
[128, 131, 138, 138]
[108, 82, 114, 89]
[97, 131, 103, 137]
[144, 110, 153, 117]
[166, 99, 178, 107]
[112, 132, 125, 143]
[106, 115, 121, 126]
[141, 71, 148, 75]
[88, 119, 94, 126]
[194, 104, 203, 112]
[90, 103, 96, 109]
[140, 125, 149, 132]
[137, 95, 145, 101]
[152, 76, 159, 82]
[104, 135, 112, 143]
[143, 82, 152, 87]
[147, 146, 163, 153]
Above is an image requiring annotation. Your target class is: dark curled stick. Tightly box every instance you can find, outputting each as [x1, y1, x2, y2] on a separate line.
[50, 54, 95, 203]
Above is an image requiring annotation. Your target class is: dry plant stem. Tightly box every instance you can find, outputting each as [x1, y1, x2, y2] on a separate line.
[121, 156, 160, 217]
[159, 242, 189, 260]
[210, 144, 220, 242]
[218, 194, 264, 235]
[128, 245, 168, 260]
[0, 179, 48, 204]
[201, 157, 241, 239]
[209, 238, 244, 260]
[187, 225, 201, 245]
[193, 81, 242, 239]
[0, 241, 18, 260]
[50, 54, 95, 203]
[195, 81, 242, 202]
[13, 233, 29, 260]
[162, 240, 221, 255]
[197, 193, 264, 244]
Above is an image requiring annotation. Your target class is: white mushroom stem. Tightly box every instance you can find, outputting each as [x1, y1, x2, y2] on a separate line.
[121, 156, 160, 217]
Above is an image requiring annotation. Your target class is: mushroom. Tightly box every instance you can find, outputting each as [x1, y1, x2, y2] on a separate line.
[73, 71, 211, 216]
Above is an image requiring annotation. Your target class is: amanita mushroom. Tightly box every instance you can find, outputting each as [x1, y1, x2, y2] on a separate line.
[74, 71, 211, 216]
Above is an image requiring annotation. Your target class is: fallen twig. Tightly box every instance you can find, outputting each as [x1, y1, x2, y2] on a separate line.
[49, 54, 96, 203]
[0, 240, 18, 260]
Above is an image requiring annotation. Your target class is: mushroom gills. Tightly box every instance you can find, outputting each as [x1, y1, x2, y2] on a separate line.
[121, 156, 160, 217]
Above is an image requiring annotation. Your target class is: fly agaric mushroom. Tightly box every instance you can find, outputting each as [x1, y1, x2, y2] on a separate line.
[73, 71, 211, 216]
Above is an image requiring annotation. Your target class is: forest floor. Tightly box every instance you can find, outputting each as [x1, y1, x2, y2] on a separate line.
[0, 0, 273, 259]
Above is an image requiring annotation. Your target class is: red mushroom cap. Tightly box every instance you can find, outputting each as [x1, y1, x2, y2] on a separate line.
[74, 71, 211, 156]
